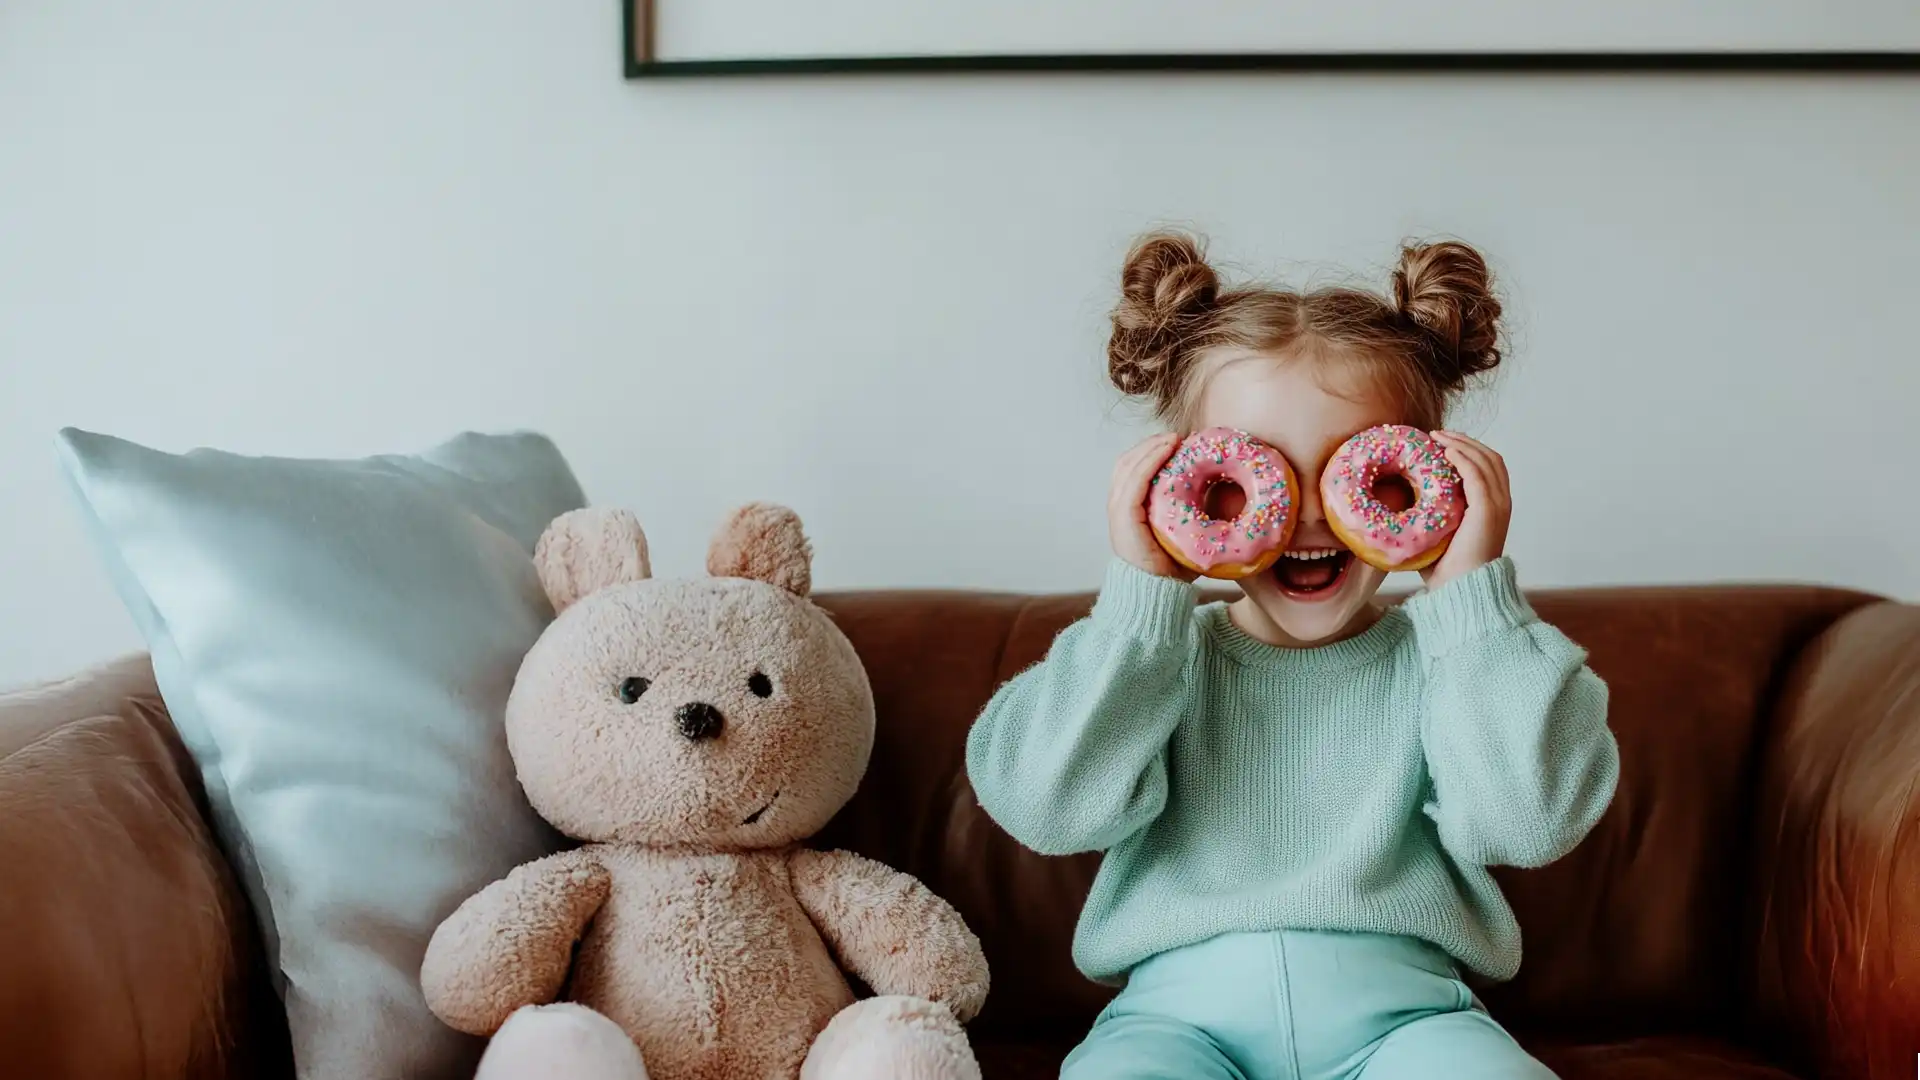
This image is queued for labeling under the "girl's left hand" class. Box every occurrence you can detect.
[1421,431,1511,591]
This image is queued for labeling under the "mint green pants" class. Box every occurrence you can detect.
[1062,931,1554,1080]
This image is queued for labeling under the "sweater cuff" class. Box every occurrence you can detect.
[1404,557,1534,656]
[1092,559,1196,644]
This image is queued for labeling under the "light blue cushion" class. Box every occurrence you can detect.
[57,429,585,1080]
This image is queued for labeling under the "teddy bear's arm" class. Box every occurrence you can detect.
[420,848,611,1036]
[788,847,989,1022]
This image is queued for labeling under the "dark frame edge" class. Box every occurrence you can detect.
[615,2,1920,79]
[626,51,1920,78]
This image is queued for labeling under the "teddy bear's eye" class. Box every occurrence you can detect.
[747,671,773,699]
[617,676,650,704]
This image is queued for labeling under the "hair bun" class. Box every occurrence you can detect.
[1392,240,1503,389]
[1108,231,1220,398]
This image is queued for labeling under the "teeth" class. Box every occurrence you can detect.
[1281,548,1343,560]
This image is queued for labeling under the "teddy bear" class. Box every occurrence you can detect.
[420,503,989,1080]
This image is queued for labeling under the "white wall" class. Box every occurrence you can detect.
[2,1,1916,687]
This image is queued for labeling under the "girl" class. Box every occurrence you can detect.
[966,232,1618,1080]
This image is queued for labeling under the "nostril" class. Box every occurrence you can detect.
[675,701,724,741]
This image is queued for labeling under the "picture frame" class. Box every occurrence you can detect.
[623,0,1920,77]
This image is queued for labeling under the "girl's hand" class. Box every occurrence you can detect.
[1109,433,1196,581]
[1422,431,1511,591]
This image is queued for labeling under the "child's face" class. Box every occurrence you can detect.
[1192,353,1404,646]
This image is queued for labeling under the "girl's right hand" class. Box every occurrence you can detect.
[1108,433,1196,581]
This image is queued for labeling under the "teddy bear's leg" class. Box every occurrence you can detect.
[800,996,981,1080]
[475,1003,650,1080]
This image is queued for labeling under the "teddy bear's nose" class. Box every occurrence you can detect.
[674,701,725,741]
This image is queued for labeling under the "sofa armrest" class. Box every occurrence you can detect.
[1751,601,1920,1080]
[0,657,289,1080]
[0,654,161,753]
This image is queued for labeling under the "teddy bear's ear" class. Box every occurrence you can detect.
[707,503,811,596]
[534,507,652,614]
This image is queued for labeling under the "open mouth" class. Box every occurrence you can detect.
[1272,547,1354,600]
[741,793,777,826]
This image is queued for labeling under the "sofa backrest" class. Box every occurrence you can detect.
[2,582,1881,1073]
[812,583,1879,1042]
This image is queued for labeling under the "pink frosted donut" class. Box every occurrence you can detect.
[1147,427,1298,580]
[1321,425,1465,573]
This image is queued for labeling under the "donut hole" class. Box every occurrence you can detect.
[1200,480,1248,522]
[1369,474,1417,514]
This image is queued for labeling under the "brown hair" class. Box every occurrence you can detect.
[1107,230,1503,428]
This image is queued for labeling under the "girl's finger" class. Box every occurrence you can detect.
[1435,433,1507,507]
[1110,442,1146,487]
[1112,434,1177,514]
[1110,441,1153,503]
[1122,441,1173,504]
[1436,430,1492,453]
[1135,433,1180,482]
[1448,435,1510,504]
[1441,441,1493,510]
[1114,433,1174,483]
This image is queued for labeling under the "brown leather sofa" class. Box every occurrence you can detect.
[4,583,1917,1080]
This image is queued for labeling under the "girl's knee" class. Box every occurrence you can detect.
[1063,1014,1246,1080]
[1360,1010,1555,1080]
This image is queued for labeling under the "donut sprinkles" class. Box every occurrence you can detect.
[1147,427,1298,579]
[1321,425,1465,573]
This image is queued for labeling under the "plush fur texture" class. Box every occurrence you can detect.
[800,997,981,1080]
[536,507,652,615]
[422,504,988,1080]
[705,503,812,598]
[421,850,611,1035]
[478,1004,651,1080]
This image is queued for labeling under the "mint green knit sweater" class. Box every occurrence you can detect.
[965,557,1617,984]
